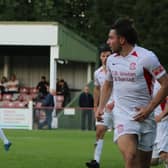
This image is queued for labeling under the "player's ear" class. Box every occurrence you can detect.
[119,36,125,45]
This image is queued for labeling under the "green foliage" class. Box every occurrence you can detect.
[0,0,167,65]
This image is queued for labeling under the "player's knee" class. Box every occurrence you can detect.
[160,152,167,162]
[124,151,137,164]
[96,126,106,139]
[96,131,103,139]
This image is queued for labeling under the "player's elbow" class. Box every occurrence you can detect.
[159,74,168,94]
[162,76,168,91]
[94,86,100,92]
[163,74,168,88]
[104,80,112,90]
[94,86,100,95]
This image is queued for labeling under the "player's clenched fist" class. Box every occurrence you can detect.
[95,107,104,121]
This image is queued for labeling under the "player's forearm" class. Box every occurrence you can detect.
[93,87,100,108]
[99,81,112,110]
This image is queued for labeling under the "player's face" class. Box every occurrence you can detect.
[100,51,111,65]
[107,29,123,53]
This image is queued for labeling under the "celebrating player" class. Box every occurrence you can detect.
[97,18,168,168]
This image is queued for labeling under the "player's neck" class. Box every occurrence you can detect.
[120,44,134,57]
[102,64,106,71]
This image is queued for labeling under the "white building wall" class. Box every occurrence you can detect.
[10,56,50,87]
[0,24,58,46]
[57,62,87,89]
[9,56,87,90]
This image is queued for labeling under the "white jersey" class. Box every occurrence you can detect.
[106,45,166,121]
[94,66,114,127]
[94,66,106,88]
[94,66,113,102]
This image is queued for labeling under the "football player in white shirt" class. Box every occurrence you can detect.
[97,18,168,168]
[151,81,168,168]
[0,128,12,151]
[86,44,114,168]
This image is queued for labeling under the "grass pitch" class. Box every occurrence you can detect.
[0,130,163,168]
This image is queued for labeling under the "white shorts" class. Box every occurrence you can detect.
[152,118,168,156]
[95,112,113,128]
[152,144,159,159]
[113,119,156,152]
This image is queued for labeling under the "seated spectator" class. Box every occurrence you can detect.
[7,74,19,93]
[0,76,8,94]
[36,76,49,96]
[38,84,56,130]
[57,79,70,106]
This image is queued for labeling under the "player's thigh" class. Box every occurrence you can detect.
[117,134,138,160]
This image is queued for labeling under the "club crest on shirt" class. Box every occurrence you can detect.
[130,62,136,70]
[117,124,124,134]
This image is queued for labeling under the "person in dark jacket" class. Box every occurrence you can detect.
[36,76,49,97]
[57,79,70,106]
[79,86,94,130]
[38,85,56,130]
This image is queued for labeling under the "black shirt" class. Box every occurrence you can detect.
[79,92,93,108]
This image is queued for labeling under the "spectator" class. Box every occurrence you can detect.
[57,79,70,106]
[79,86,93,131]
[36,76,49,96]
[0,76,8,94]
[38,85,56,130]
[7,74,19,93]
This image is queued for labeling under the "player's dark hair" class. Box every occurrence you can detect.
[111,18,138,45]
[99,43,112,55]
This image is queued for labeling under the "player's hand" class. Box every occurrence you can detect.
[95,111,100,120]
[94,107,98,113]
[155,115,162,123]
[96,107,104,121]
[133,107,151,122]
[105,102,114,112]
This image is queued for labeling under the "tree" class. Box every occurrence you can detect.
[0,0,167,65]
